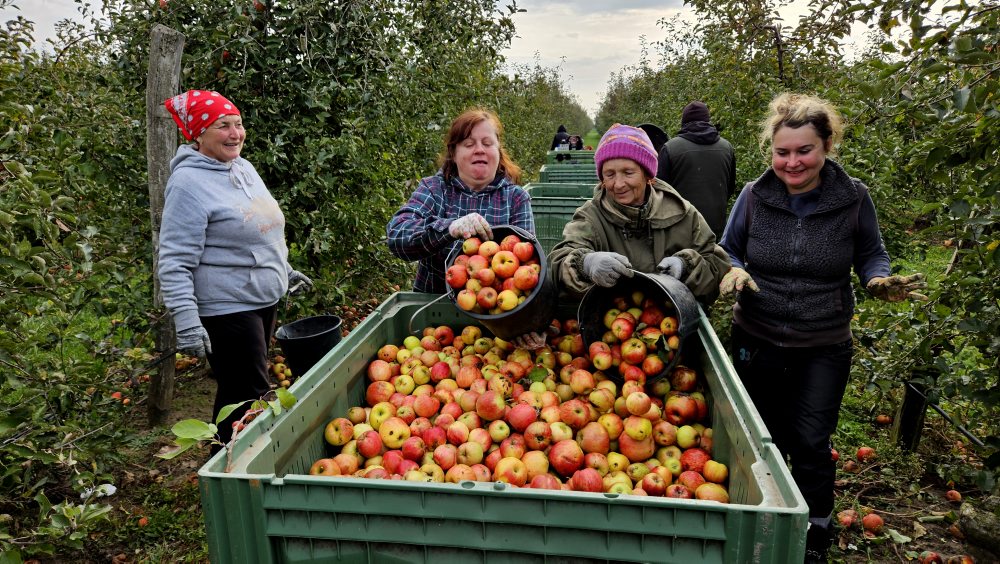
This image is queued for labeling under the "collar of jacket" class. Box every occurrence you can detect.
[677,121,720,144]
[597,178,689,230]
[437,170,511,194]
[752,159,860,214]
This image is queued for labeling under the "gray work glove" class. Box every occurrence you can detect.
[657,256,684,279]
[177,325,212,358]
[448,213,493,241]
[719,267,760,296]
[582,251,633,287]
[867,273,928,302]
[513,331,547,351]
[288,270,314,295]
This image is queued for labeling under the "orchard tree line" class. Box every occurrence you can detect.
[595,0,998,492]
[0,0,591,557]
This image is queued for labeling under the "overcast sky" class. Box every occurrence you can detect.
[4,0,838,117]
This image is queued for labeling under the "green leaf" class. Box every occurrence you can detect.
[171,419,215,440]
[887,528,912,543]
[155,438,200,460]
[953,87,970,111]
[216,400,251,425]
[528,365,548,382]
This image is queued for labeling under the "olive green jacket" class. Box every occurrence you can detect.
[549,178,729,304]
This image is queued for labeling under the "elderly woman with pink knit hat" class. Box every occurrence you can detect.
[549,123,729,303]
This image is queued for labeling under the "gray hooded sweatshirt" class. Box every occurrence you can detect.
[157,144,291,332]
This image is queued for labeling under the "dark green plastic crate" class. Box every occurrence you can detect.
[538,164,598,183]
[546,149,595,164]
[530,199,584,256]
[198,293,808,564]
[524,182,596,199]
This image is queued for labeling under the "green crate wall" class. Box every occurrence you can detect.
[546,149,596,165]
[538,164,598,183]
[198,293,809,564]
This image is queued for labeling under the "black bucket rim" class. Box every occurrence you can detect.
[577,270,700,384]
[443,225,557,339]
[275,314,344,342]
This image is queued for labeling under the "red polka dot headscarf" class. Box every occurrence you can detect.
[164,90,241,141]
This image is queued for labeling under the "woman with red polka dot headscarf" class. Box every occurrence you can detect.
[158,90,314,450]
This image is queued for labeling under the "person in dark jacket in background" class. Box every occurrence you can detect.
[718,92,926,563]
[656,101,736,237]
[159,90,313,450]
[550,124,570,150]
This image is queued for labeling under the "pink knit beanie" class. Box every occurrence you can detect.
[594,123,658,179]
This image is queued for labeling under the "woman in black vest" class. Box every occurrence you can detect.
[717,93,926,563]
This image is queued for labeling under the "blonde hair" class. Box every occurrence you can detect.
[759,93,844,156]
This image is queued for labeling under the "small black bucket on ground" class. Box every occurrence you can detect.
[274,315,343,378]
[444,225,558,341]
[578,270,700,384]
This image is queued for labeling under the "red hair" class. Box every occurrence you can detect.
[439,107,522,185]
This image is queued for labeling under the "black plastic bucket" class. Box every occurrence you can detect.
[274,315,343,378]
[578,270,700,383]
[444,225,558,341]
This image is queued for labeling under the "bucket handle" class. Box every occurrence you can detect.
[407,293,450,336]
[503,224,537,244]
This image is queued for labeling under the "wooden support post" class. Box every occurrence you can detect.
[146,24,185,427]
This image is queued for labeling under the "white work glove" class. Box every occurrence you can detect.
[288,270,314,295]
[177,325,212,358]
[582,252,633,287]
[867,273,928,302]
[719,267,760,296]
[513,332,547,351]
[448,213,492,241]
[657,256,684,279]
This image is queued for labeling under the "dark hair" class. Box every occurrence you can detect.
[439,107,522,185]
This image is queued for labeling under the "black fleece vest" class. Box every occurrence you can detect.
[738,161,862,345]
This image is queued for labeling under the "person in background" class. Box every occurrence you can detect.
[656,101,736,238]
[568,134,584,150]
[550,123,729,304]
[387,107,534,295]
[718,92,926,563]
[158,90,314,450]
[550,124,570,150]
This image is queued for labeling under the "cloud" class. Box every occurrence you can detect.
[504,1,688,116]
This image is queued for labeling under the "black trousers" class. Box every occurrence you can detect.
[202,304,277,447]
[730,324,852,519]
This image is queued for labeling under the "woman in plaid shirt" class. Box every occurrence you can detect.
[387,107,535,295]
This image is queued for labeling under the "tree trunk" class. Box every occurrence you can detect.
[146,24,185,427]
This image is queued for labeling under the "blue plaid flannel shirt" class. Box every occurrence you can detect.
[387,172,535,294]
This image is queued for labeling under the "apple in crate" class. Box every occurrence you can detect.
[571,468,604,493]
[493,456,528,486]
[702,459,729,483]
[309,458,341,476]
[324,417,354,446]
[695,482,730,503]
[680,447,711,474]
[378,416,411,449]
